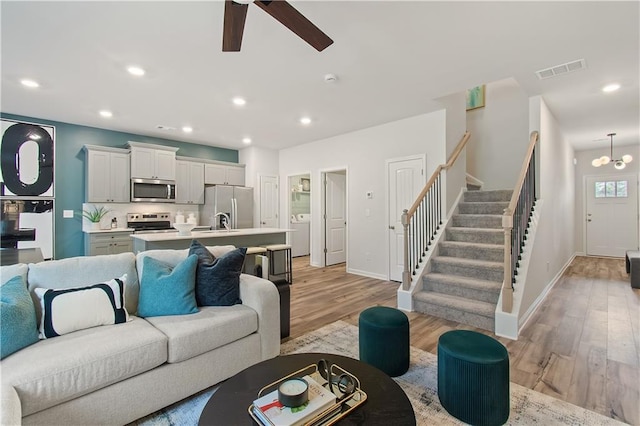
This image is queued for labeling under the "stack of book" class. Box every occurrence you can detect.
[251,375,339,426]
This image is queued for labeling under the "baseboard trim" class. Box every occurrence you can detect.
[347,268,389,281]
[518,253,576,331]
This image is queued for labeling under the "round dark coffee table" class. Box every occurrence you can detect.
[199,352,415,425]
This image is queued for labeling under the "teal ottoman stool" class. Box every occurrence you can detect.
[437,330,509,425]
[358,306,409,377]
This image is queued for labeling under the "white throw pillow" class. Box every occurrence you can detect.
[34,274,130,339]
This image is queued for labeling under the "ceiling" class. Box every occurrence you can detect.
[2,1,638,152]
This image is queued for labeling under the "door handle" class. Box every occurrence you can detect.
[587,219,592,222]
[389,225,395,230]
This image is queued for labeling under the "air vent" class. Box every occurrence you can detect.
[535,59,586,80]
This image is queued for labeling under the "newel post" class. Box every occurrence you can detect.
[501,210,513,313]
[401,209,410,291]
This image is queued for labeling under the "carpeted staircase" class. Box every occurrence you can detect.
[413,189,512,331]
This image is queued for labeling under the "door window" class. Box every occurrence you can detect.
[595,180,627,198]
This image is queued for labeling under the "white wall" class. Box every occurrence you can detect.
[466,78,530,190]
[436,91,468,213]
[573,143,640,254]
[279,111,447,278]
[519,96,575,322]
[239,146,279,227]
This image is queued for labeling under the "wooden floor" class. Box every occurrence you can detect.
[288,255,640,425]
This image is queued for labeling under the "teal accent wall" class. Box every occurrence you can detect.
[1,113,238,260]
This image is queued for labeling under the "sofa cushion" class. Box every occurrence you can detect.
[1,263,28,285]
[143,305,258,363]
[34,275,130,339]
[189,240,245,306]
[27,252,139,316]
[138,255,198,317]
[0,316,167,417]
[1,275,39,359]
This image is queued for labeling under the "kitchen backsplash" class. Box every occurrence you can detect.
[81,202,202,231]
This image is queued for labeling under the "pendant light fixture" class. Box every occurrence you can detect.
[591,133,633,170]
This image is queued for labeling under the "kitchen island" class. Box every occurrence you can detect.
[131,227,292,253]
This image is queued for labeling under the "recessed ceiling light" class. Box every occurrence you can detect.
[127,66,145,76]
[232,97,247,106]
[20,79,39,88]
[99,110,113,118]
[602,83,620,93]
[299,116,312,125]
[182,126,193,133]
[242,137,252,144]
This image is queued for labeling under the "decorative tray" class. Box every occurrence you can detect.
[248,361,368,426]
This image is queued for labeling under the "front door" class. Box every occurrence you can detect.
[586,174,639,257]
[260,175,278,228]
[387,157,424,281]
[325,172,346,266]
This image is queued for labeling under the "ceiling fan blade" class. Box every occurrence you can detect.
[254,1,333,51]
[222,0,249,52]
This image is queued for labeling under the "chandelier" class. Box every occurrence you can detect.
[591,133,633,170]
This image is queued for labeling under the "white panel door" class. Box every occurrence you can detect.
[388,157,424,282]
[260,175,279,228]
[325,172,346,266]
[586,174,639,257]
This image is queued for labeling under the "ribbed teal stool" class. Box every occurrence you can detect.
[437,330,509,426]
[358,306,409,377]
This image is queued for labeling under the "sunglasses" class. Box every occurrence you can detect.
[316,359,357,401]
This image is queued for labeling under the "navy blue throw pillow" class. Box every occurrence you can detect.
[188,240,246,306]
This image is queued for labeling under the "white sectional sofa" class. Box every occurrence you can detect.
[0,246,280,425]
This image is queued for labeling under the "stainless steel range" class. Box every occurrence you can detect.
[127,212,174,234]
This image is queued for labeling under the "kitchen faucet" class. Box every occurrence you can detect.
[213,212,231,231]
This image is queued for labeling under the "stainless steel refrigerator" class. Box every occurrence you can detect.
[200,185,253,229]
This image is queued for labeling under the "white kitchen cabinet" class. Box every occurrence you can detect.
[176,160,205,204]
[84,145,130,203]
[84,231,133,256]
[204,163,245,186]
[128,142,178,180]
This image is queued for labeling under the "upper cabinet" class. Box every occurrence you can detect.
[175,159,205,204]
[83,145,130,203]
[128,142,178,180]
[204,163,245,186]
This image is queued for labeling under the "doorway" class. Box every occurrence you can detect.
[259,174,278,228]
[322,170,347,266]
[288,174,311,259]
[387,156,425,281]
[585,174,639,257]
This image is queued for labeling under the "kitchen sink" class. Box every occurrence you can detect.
[196,229,241,234]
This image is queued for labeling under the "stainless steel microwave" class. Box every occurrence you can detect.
[131,178,176,203]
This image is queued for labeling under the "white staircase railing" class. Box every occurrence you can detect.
[401,131,471,290]
[501,131,539,312]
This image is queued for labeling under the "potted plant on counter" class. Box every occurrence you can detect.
[81,206,110,231]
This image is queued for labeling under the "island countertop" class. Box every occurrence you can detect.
[130,227,293,253]
[131,227,293,242]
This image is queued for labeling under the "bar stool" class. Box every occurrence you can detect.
[263,244,292,285]
[243,246,268,278]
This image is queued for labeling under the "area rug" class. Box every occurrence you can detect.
[133,321,625,425]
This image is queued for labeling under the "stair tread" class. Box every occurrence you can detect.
[449,227,503,233]
[424,272,502,289]
[414,291,495,316]
[460,200,509,204]
[440,241,504,250]
[432,256,503,269]
[453,213,502,218]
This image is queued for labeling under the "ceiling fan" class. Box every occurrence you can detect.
[222,0,333,52]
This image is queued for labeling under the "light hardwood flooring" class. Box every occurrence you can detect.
[287,255,640,425]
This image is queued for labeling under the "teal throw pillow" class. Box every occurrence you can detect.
[1,275,39,359]
[138,254,199,317]
[188,240,246,306]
